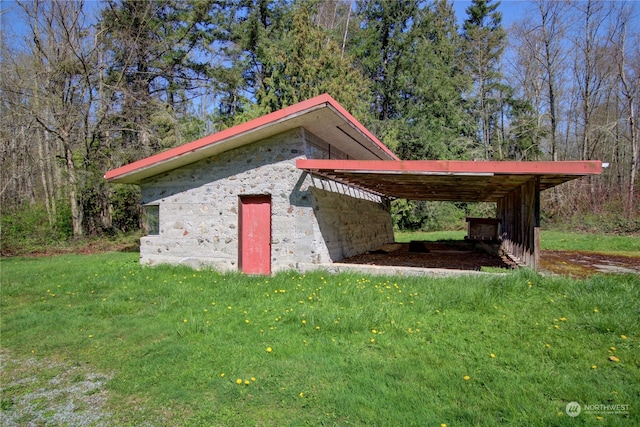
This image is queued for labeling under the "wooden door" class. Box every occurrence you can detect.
[238,195,271,275]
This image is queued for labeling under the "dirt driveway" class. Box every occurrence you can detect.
[541,250,640,278]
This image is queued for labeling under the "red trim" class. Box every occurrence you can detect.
[296,159,603,175]
[105,94,397,181]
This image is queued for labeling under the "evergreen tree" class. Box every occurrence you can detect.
[231,1,371,122]
[351,0,420,150]
[352,0,473,159]
[99,0,215,162]
[396,0,474,160]
[462,0,507,159]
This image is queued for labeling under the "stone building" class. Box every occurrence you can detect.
[105,94,398,274]
[106,94,602,274]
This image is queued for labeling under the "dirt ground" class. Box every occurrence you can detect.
[541,250,640,278]
[340,241,640,277]
[340,241,517,271]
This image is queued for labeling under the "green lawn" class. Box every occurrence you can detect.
[1,251,639,426]
[397,229,640,254]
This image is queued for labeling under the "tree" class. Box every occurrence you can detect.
[608,3,639,212]
[352,0,421,126]
[511,1,570,161]
[99,0,215,163]
[236,1,371,120]
[571,0,613,162]
[11,0,100,237]
[395,0,474,160]
[462,0,507,159]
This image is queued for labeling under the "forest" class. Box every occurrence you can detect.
[1,0,638,252]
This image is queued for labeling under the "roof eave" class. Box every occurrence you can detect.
[105,94,397,184]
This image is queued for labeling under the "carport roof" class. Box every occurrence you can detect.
[297,159,603,202]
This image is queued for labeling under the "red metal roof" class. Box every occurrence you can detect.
[297,159,603,202]
[105,94,398,184]
[105,94,603,202]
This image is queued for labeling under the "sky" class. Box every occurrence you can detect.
[452,0,531,27]
[2,1,638,51]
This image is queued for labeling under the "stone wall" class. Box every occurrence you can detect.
[138,127,394,272]
[308,181,393,261]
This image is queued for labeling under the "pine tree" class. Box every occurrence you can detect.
[462,0,507,159]
[99,0,215,161]
[235,1,371,121]
[396,0,474,160]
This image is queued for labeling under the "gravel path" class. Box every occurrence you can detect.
[0,350,113,426]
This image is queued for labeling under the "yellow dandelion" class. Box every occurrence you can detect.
[183,319,188,323]
[545,343,551,348]
[251,377,256,382]
[302,319,306,324]
[621,334,627,339]
[298,392,305,398]
[245,319,250,324]
[236,378,242,384]
[244,380,250,385]
[88,335,93,338]
[592,365,597,369]
[560,317,567,321]
[593,308,599,313]
[266,347,272,353]
[372,329,377,334]
[315,326,320,330]
[441,424,447,427]
[610,346,616,351]
[490,353,496,358]
[596,416,603,421]
[220,373,225,377]
[609,355,620,362]
[370,338,375,343]
[463,375,470,381]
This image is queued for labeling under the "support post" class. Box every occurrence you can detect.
[498,177,542,271]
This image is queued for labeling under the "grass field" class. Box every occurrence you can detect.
[396,229,640,254]
[1,238,639,426]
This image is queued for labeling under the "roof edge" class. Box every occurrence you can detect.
[297,159,603,175]
[105,94,398,183]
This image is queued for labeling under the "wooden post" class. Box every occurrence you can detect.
[497,177,542,270]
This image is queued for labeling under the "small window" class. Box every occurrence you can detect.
[144,205,159,235]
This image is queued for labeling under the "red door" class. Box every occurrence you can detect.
[239,195,271,275]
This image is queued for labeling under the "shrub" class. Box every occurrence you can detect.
[0,200,72,255]
[392,200,469,231]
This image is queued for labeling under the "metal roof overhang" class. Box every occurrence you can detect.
[297,159,603,202]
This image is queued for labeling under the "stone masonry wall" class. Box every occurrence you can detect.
[308,179,394,262]
[138,127,394,272]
